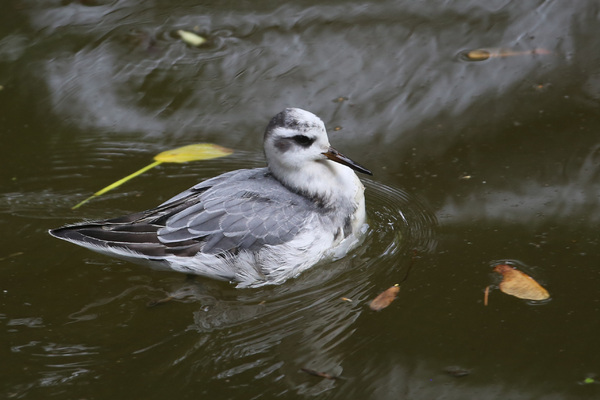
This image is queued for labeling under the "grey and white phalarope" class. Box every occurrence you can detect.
[50,108,372,287]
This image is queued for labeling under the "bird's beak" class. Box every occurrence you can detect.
[322,147,373,176]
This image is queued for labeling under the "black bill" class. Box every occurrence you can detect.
[322,147,373,176]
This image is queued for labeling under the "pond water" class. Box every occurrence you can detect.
[2,0,600,398]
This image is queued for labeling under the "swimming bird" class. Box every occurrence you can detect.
[49,108,372,287]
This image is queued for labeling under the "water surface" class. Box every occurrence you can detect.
[2,0,600,398]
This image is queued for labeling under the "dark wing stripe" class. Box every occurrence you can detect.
[164,242,203,257]
[77,228,161,244]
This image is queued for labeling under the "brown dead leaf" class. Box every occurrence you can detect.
[493,264,550,300]
[484,285,490,306]
[369,284,400,311]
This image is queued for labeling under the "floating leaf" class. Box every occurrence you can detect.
[464,48,551,61]
[71,160,162,210]
[465,49,492,61]
[484,285,490,306]
[177,30,206,46]
[154,143,233,163]
[369,284,400,311]
[493,264,550,301]
[72,143,233,209]
[300,368,339,380]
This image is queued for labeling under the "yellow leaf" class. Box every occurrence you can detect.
[493,264,550,301]
[465,49,491,61]
[72,143,233,209]
[72,161,162,209]
[154,143,233,163]
[177,30,206,46]
[465,48,551,61]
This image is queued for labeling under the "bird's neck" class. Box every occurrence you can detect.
[269,161,363,210]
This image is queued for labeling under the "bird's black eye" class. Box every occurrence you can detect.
[292,135,315,147]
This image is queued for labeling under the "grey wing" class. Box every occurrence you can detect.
[157,174,317,254]
[157,168,244,207]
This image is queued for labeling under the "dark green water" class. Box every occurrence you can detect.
[2,0,600,398]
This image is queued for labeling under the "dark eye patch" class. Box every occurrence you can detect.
[292,135,315,147]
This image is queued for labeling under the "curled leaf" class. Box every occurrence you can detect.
[177,30,206,46]
[493,264,550,301]
[369,284,400,311]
